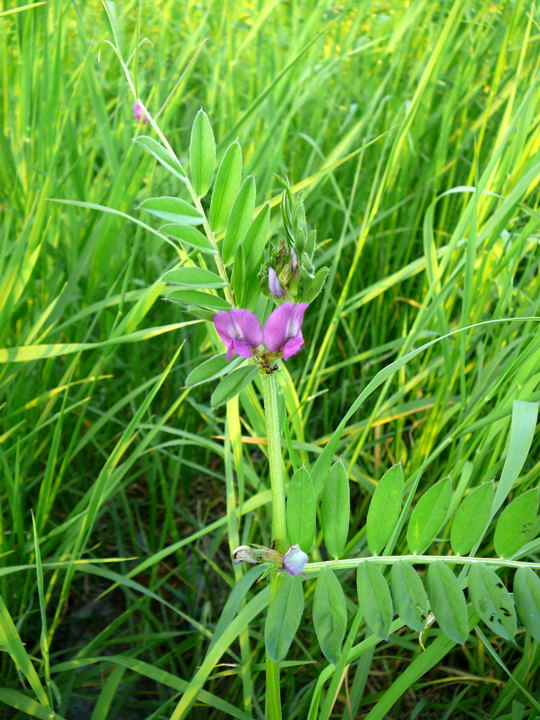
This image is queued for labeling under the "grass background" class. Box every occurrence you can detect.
[1,0,539,717]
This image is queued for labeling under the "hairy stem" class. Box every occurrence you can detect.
[304,554,540,572]
[262,371,287,720]
[261,372,287,551]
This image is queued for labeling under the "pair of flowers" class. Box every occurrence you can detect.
[213,302,308,362]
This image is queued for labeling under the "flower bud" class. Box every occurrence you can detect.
[268,267,284,297]
[259,188,328,305]
[282,545,308,576]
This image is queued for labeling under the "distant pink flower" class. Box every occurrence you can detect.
[263,302,308,361]
[213,309,263,361]
[133,102,148,124]
[213,302,308,362]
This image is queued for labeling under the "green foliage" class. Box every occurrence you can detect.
[427,563,469,645]
[286,467,316,551]
[210,365,258,408]
[407,477,452,554]
[134,135,187,182]
[514,568,540,642]
[320,461,350,558]
[468,564,516,641]
[163,266,226,289]
[209,141,243,232]
[138,196,204,225]
[390,561,429,632]
[366,463,404,555]
[450,483,493,555]
[161,225,216,253]
[356,564,393,640]
[189,108,216,198]
[222,175,256,266]
[312,568,347,665]
[493,489,539,558]
[264,575,304,661]
[185,353,238,388]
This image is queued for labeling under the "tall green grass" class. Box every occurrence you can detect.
[1,0,539,717]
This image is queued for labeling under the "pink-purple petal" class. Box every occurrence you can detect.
[231,309,263,348]
[282,336,304,361]
[263,302,309,356]
[213,309,263,361]
[231,338,253,359]
[263,302,294,352]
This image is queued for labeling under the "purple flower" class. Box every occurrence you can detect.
[213,302,309,362]
[268,267,284,297]
[213,309,263,361]
[282,545,308,575]
[263,302,308,361]
[133,102,148,124]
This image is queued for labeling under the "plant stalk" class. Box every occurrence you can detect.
[261,372,287,551]
[304,554,540,572]
[261,370,287,720]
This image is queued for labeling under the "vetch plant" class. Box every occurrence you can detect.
[3,4,540,719]
[132,106,540,720]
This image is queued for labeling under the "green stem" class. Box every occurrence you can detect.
[304,554,540,572]
[261,371,287,720]
[261,372,287,551]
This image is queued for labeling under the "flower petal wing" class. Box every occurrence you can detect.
[231,309,263,348]
[263,302,308,354]
[282,336,304,360]
[263,302,294,352]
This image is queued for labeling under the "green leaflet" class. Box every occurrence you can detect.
[243,203,271,307]
[222,175,256,266]
[366,463,404,555]
[407,476,452,554]
[313,568,347,665]
[286,467,316,552]
[161,225,216,254]
[162,267,226,290]
[211,365,259,408]
[450,483,493,555]
[209,141,242,232]
[264,575,304,661]
[492,400,539,516]
[514,567,540,642]
[138,196,204,225]
[134,135,187,182]
[468,564,516,640]
[231,245,247,307]
[390,560,429,632]
[244,203,270,272]
[356,564,393,640]
[189,109,216,198]
[493,488,539,558]
[163,289,231,310]
[185,354,242,388]
[427,563,468,645]
[320,461,350,558]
